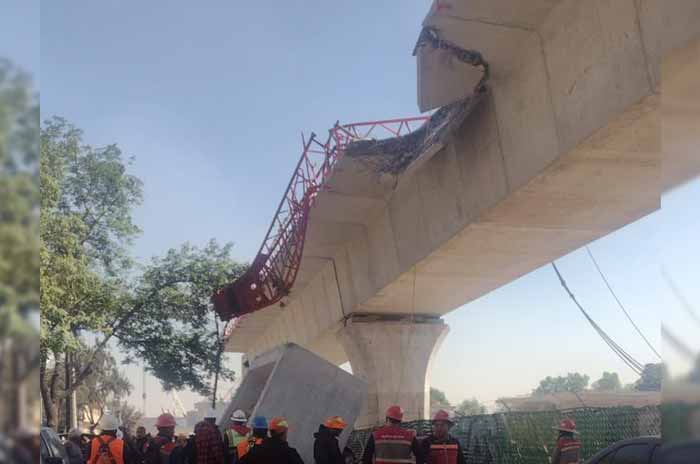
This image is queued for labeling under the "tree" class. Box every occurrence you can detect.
[591,371,622,391]
[0,58,40,433]
[634,363,664,391]
[74,349,133,429]
[430,387,451,413]
[108,400,142,433]
[455,398,487,417]
[40,118,247,429]
[533,373,590,395]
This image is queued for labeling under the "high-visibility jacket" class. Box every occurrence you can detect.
[89,435,125,464]
[236,436,264,460]
[225,428,249,450]
[372,426,416,464]
[551,437,582,464]
[421,435,465,464]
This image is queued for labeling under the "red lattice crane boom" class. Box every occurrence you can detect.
[212,117,429,322]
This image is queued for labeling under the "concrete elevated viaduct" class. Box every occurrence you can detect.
[224,1,700,428]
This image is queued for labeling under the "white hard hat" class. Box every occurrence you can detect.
[204,408,218,419]
[98,414,120,431]
[232,410,247,423]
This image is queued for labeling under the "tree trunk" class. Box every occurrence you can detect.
[39,355,58,429]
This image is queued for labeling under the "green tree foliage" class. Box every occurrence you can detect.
[117,241,246,394]
[0,58,40,433]
[430,387,451,413]
[40,117,247,429]
[0,58,39,330]
[634,363,664,391]
[591,371,622,391]
[533,373,590,395]
[455,398,487,417]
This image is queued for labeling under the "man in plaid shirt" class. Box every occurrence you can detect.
[194,412,225,464]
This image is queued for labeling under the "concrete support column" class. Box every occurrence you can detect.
[339,317,448,428]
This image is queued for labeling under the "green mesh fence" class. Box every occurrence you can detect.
[346,406,660,464]
[661,402,700,443]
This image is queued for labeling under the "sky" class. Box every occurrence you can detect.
[31,0,700,416]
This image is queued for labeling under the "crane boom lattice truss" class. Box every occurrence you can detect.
[212,117,429,324]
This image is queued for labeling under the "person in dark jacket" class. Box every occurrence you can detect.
[65,428,86,464]
[313,416,347,464]
[420,410,465,464]
[240,417,304,464]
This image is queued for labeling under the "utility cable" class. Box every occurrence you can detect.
[585,246,662,360]
[552,262,644,375]
[661,268,700,328]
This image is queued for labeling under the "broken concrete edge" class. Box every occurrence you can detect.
[344,89,489,176]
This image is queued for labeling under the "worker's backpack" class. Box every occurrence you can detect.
[92,436,117,464]
[157,439,178,464]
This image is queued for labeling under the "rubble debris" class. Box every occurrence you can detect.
[344,90,487,175]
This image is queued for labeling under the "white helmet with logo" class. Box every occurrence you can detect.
[232,409,247,423]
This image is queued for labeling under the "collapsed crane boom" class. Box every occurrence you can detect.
[212,117,429,322]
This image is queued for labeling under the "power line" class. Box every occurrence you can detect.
[585,246,662,360]
[551,262,644,375]
[661,325,697,361]
[661,268,700,328]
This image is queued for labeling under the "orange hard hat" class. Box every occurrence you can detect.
[323,416,347,430]
[385,405,404,422]
[155,413,177,428]
[553,418,578,434]
[269,417,289,433]
[433,409,453,424]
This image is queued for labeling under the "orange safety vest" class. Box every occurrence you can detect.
[89,435,125,464]
[427,440,459,464]
[236,436,263,459]
[373,426,416,464]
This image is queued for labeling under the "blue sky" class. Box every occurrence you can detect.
[35,1,700,416]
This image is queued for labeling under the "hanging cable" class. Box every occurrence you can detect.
[661,268,700,328]
[552,262,644,375]
[585,246,662,360]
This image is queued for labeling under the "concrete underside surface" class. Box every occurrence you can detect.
[226,0,700,423]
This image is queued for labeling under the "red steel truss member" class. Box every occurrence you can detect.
[212,117,429,321]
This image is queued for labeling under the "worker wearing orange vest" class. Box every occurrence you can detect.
[89,414,127,464]
[236,416,268,460]
[550,419,582,464]
[419,410,465,464]
[361,405,423,464]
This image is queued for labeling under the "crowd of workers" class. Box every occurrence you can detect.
[63,404,581,464]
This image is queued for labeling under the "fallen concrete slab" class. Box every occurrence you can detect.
[219,343,367,463]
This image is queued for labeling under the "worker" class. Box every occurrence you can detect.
[64,428,85,464]
[550,419,582,464]
[89,414,131,464]
[419,410,465,464]
[236,416,268,460]
[313,416,347,464]
[144,413,178,464]
[223,410,250,464]
[133,426,150,464]
[361,405,422,464]
[194,409,225,464]
[240,417,303,464]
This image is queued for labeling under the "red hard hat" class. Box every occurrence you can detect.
[433,410,453,424]
[385,405,404,422]
[553,418,578,434]
[156,413,177,428]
